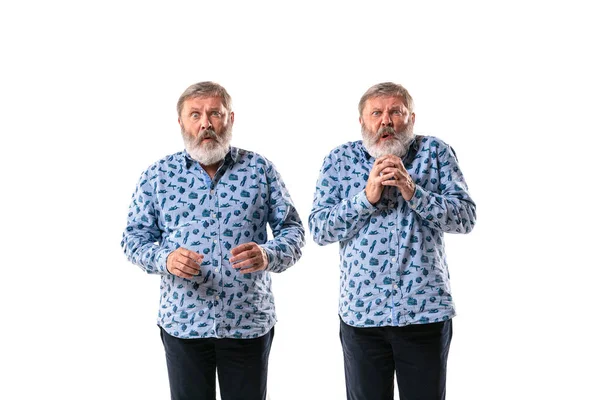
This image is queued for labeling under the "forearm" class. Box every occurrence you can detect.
[262,162,306,273]
[122,169,172,274]
[408,185,476,234]
[262,222,305,273]
[121,232,171,274]
[309,189,376,245]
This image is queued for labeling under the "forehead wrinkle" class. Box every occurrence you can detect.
[368,96,407,107]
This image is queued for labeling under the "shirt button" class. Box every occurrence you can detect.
[214,268,219,273]
[393,284,398,289]
[213,240,218,244]
[211,213,217,218]
[210,190,214,196]
[391,257,396,263]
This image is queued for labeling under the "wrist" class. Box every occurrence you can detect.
[403,176,416,201]
[259,246,270,268]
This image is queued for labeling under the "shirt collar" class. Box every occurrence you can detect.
[183,146,240,169]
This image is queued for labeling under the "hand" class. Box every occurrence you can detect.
[230,242,269,273]
[378,155,416,201]
[166,247,203,279]
[365,157,398,204]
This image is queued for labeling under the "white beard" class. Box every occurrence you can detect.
[182,125,233,166]
[361,124,414,158]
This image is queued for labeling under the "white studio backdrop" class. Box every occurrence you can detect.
[1,1,599,399]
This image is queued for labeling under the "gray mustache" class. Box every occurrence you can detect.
[196,129,219,144]
[376,127,397,139]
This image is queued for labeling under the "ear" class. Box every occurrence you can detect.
[410,113,416,125]
[178,117,183,128]
[230,111,235,124]
[359,116,364,125]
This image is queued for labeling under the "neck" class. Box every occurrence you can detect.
[201,162,221,179]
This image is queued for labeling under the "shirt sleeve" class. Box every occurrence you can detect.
[260,161,305,273]
[121,169,172,274]
[308,151,377,245]
[407,142,476,234]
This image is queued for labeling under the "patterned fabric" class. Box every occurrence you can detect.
[122,147,304,339]
[309,136,475,327]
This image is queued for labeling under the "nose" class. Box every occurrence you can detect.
[200,113,213,131]
[381,112,392,127]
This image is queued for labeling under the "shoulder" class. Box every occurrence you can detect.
[417,135,451,148]
[322,140,364,160]
[138,151,186,180]
[144,151,185,169]
[416,135,456,157]
[233,147,273,168]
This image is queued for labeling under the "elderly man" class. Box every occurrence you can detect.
[309,82,476,400]
[122,81,304,400]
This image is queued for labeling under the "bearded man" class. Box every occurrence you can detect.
[122,82,304,400]
[309,82,476,400]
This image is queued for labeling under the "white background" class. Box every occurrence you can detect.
[1,1,599,399]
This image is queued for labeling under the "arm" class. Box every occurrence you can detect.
[120,170,172,274]
[407,143,476,234]
[308,152,377,246]
[260,161,305,273]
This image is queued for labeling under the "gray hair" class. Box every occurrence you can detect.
[177,81,232,117]
[358,82,414,116]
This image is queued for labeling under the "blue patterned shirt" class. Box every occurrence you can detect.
[122,147,304,339]
[309,136,476,328]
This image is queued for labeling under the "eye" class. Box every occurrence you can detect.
[191,112,200,119]
[211,111,222,117]
[392,110,402,115]
[372,111,381,116]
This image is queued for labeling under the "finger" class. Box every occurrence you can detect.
[236,256,266,273]
[376,172,398,182]
[231,250,260,265]
[384,154,402,164]
[233,257,260,270]
[392,159,408,172]
[372,161,396,176]
[380,167,401,175]
[180,259,201,272]
[236,264,266,274]
[375,160,396,168]
[229,246,260,263]
[174,261,200,276]
[231,242,254,256]
[173,254,202,271]
[174,252,203,268]
[178,247,204,262]
[381,179,401,187]
[172,267,196,279]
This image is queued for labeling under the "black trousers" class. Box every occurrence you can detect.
[159,327,274,400]
[340,318,452,400]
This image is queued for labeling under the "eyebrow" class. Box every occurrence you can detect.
[371,106,403,111]
[188,107,223,113]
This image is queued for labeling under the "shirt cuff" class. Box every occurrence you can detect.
[260,245,276,272]
[407,185,425,212]
[155,248,172,274]
[352,190,377,215]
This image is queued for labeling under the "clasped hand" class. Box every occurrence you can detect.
[365,155,415,205]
